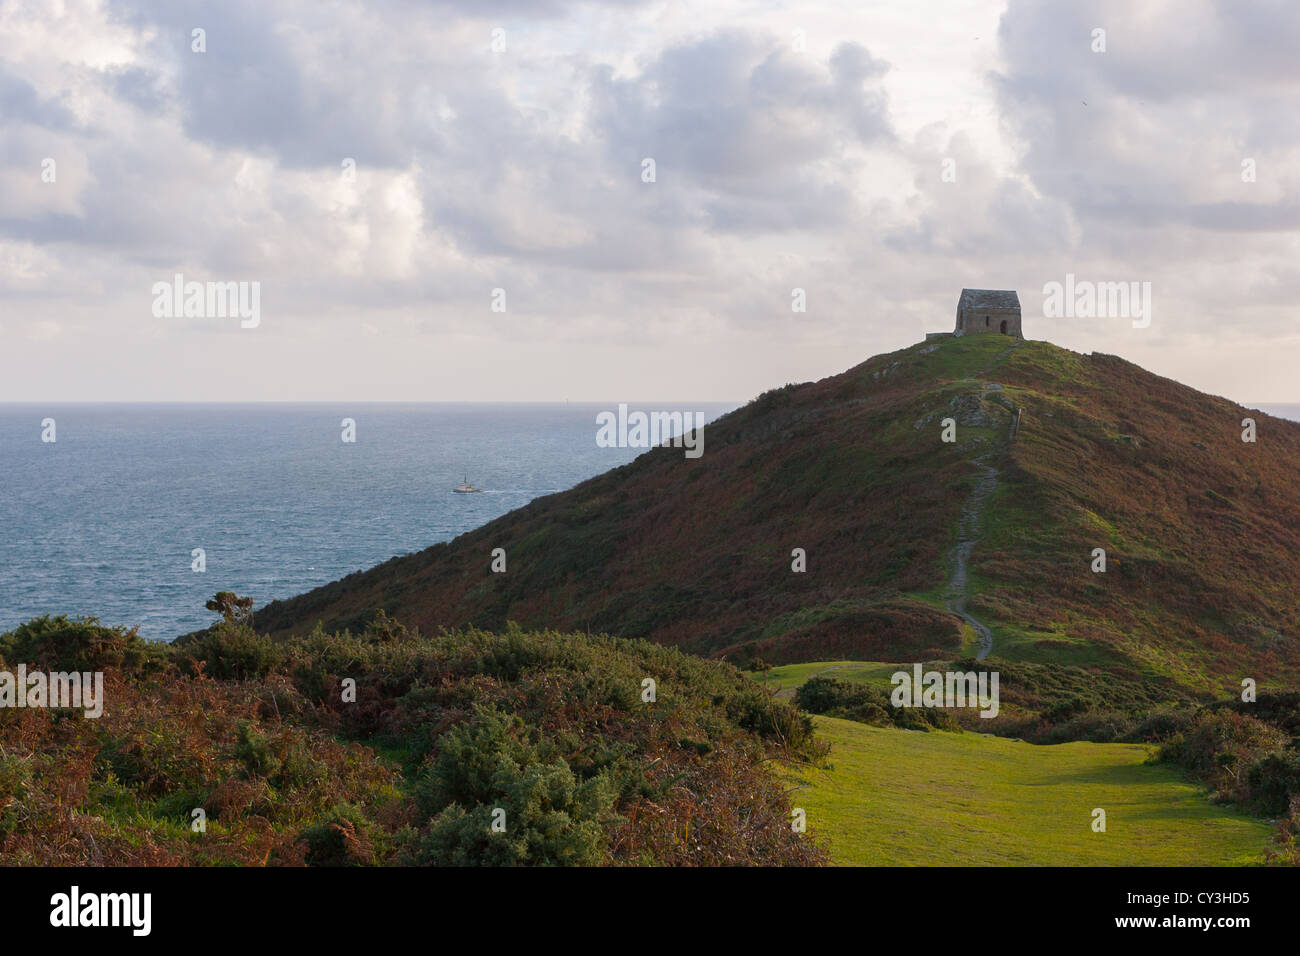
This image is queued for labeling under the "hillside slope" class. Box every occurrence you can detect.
[250,335,1300,696]
[1,614,822,865]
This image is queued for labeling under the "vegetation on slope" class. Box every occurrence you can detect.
[787,656,1195,742]
[1155,697,1300,863]
[972,345,1300,692]
[0,613,824,866]
[249,336,1023,659]
[246,335,1300,700]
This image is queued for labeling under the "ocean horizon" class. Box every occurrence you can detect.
[0,402,738,640]
[3,399,1294,641]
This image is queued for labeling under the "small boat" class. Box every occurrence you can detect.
[453,473,482,494]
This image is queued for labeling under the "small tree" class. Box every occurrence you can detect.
[206,591,254,626]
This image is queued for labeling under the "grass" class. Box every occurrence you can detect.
[909,334,1019,381]
[781,716,1274,866]
[746,660,901,696]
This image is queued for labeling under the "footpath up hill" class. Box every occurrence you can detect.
[249,335,1300,697]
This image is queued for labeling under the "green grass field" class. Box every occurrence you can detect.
[781,716,1274,866]
[747,660,902,695]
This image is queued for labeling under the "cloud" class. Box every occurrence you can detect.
[0,0,1297,402]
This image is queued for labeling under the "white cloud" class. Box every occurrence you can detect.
[0,0,1297,401]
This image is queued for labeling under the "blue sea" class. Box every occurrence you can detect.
[0,403,737,640]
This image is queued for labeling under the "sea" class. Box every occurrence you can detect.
[0,403,737,641]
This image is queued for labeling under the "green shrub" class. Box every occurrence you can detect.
[1038,710,1135,744]
[408,704,617,865]
[414,759,614,866]
[1161,710,1288,802]
[1125,708,1195,743]
[0,752,33,838]
[413,705,534,814]
[299,804,376,866]
[1246,750,1300,816]
[796,676,955,732]
[235,722,282,779]
[182,623,282,680]
[0,615,165,675]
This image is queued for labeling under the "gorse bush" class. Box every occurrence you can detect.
[409,706,616,866]
[1157,694,1300,860]
[796,676,958,732]
[810,657,1198,745]
[1247,751,1300,817]
[298,803,377,866]
[1160,709,1286,803]
[1206,692,1300,737]
[1126,708,1196,744]
[235,721,282,779]
[0,614,824,866]
[180,622,283,680]
[0,615,166,675]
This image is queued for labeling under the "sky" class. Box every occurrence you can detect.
[0,0,1297,402]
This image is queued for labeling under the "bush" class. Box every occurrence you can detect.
[1246,750,1300,816]
[409,705,616,865]
[1161,710,1288,803]
[796,676,957,732]
[0,615,165,675]
[796,676,855,714]
[1209,692,1300,738]
[299,804,376,866]
[182,623,282,680]
[1125,708,1195,743]
[1037,710,1135,744]
[0,615,825,866]
[414,760,613,866]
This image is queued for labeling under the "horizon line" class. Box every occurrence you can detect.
[4,399,1300,407]
[0,399,746,405]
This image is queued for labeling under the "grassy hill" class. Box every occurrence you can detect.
[780,716,1274,866]
[249,334,1300,699]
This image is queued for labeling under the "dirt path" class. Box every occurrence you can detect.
[945,451,998,660]
[944,343,1021,661]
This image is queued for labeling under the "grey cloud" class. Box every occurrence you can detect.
[995,0,1300,235]
[106,0,427,168]
[587,35,894,233]
[105,65,169,113]
[0,62,78,128]
[4,0,1299,400]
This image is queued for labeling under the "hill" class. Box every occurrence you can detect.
[249,335,1300,697]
